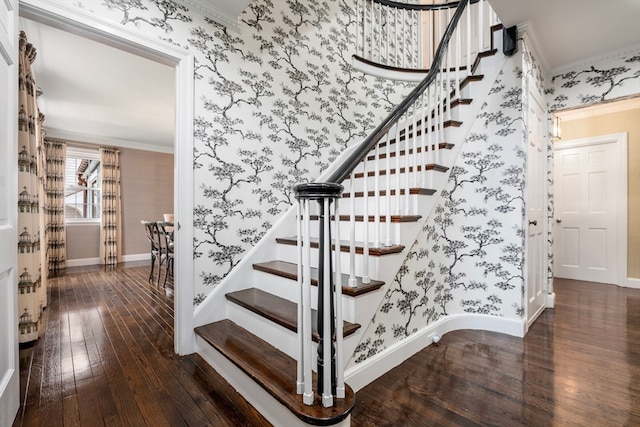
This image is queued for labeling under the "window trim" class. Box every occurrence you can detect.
[65,146,102,224]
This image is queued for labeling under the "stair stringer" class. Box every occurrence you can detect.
[336,41,512,372]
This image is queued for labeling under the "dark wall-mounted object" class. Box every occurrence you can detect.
[503,25,518,56]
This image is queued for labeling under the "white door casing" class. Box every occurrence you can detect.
[0,0,20,425]
[526,90,546,327]
[19,0,196,355]
[553,133,627,285]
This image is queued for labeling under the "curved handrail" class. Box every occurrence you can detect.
[372,0,478,12]
[326,0,470,184]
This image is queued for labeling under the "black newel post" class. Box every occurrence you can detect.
[294,182,343,400]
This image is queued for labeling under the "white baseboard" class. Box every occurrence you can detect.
[545,292,556,308]
[67,253,150,267]
[627,277,640,289]
[66,257,101,267]
[345,314,526,392]
[122,253,151,262]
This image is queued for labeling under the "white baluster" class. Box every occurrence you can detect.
[301,199,313,406]
[385,132,392,246]
[402,8,406,68]
[466,0,471,74]
[427,84,434,189]
[404,110,410,214]
[455,8,461,100]
[478,0,484,53]
[334,198,345,399]
[348,174,357,287]
[296,201,303,395]
[385,5,389,65]
[356,0,361,56]
[362,157,370,283]
[394,116,401,215]
[446,8,452,122]
[374,142,381,247]
[370,0,374,61]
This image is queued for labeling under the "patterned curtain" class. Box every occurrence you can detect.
[44,138,67,273]
[99,147,122,266]
[17,31,46,343]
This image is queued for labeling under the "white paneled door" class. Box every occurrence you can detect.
[0,0,20,426]
[526,92,546,326]
[554,133,627,285]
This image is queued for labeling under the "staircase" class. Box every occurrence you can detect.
[193,1,508,425]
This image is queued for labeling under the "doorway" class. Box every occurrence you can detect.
[18,0,194,355]
[553,132,627,285]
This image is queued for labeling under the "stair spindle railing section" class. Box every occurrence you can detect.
[354,0,498,78]
[293,0,499,408]
[295,183,345,407]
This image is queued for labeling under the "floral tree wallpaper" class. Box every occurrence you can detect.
[547,49,640,112]
[352,53,527,364]
[73,0,415,305]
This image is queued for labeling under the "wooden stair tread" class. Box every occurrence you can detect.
[225,288,361,339]
[342,188,436,197]
[253,260,385,297]
[353,163,449,179]
[374,141,455,153]
[309,214,423,223]
[195,319,355,426]
[275,236,405,256]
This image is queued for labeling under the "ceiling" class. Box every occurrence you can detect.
[18,1,640,153]
[19,16,175,153]
[489,0,640,72]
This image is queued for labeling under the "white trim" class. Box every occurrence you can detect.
[45,128,174,154]
[67,257,101,267]
[517,21,550,76]
[545,292,556,308]
[67,253,150,267]
[553,132,628,287]
[122,253,151,263]
[627,278,640,289]
[19,0,196,356]
[345,313,525,392]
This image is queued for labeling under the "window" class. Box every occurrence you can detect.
[65,147,101,222]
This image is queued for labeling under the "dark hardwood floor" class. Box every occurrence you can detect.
[14,263,640,426]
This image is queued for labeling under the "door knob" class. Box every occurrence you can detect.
[556,218,562,223]
[529,220,537,226]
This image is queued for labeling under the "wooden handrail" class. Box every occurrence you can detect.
[325,0,470,184]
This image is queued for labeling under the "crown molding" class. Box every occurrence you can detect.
[550,43,640,77]
[44,128,174,154]
[517,20,550,77]
[173,0,247,32]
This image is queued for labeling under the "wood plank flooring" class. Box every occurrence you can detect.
[13,262,269,427]
[14,266,640,426]
[351,278,640,426]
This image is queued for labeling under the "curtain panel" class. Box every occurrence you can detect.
[17,31,47,343]
[100,147,122,266]
[44,138,67,273]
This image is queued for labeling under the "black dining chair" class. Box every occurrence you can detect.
[157,221,174,287]
[141,220,163,285]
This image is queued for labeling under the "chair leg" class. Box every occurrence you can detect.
[149,254,156,283]
[162,257,173,288]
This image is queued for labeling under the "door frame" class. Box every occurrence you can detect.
[553,132,628,287]
[524,87,548,330]
[19,0,196,355]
